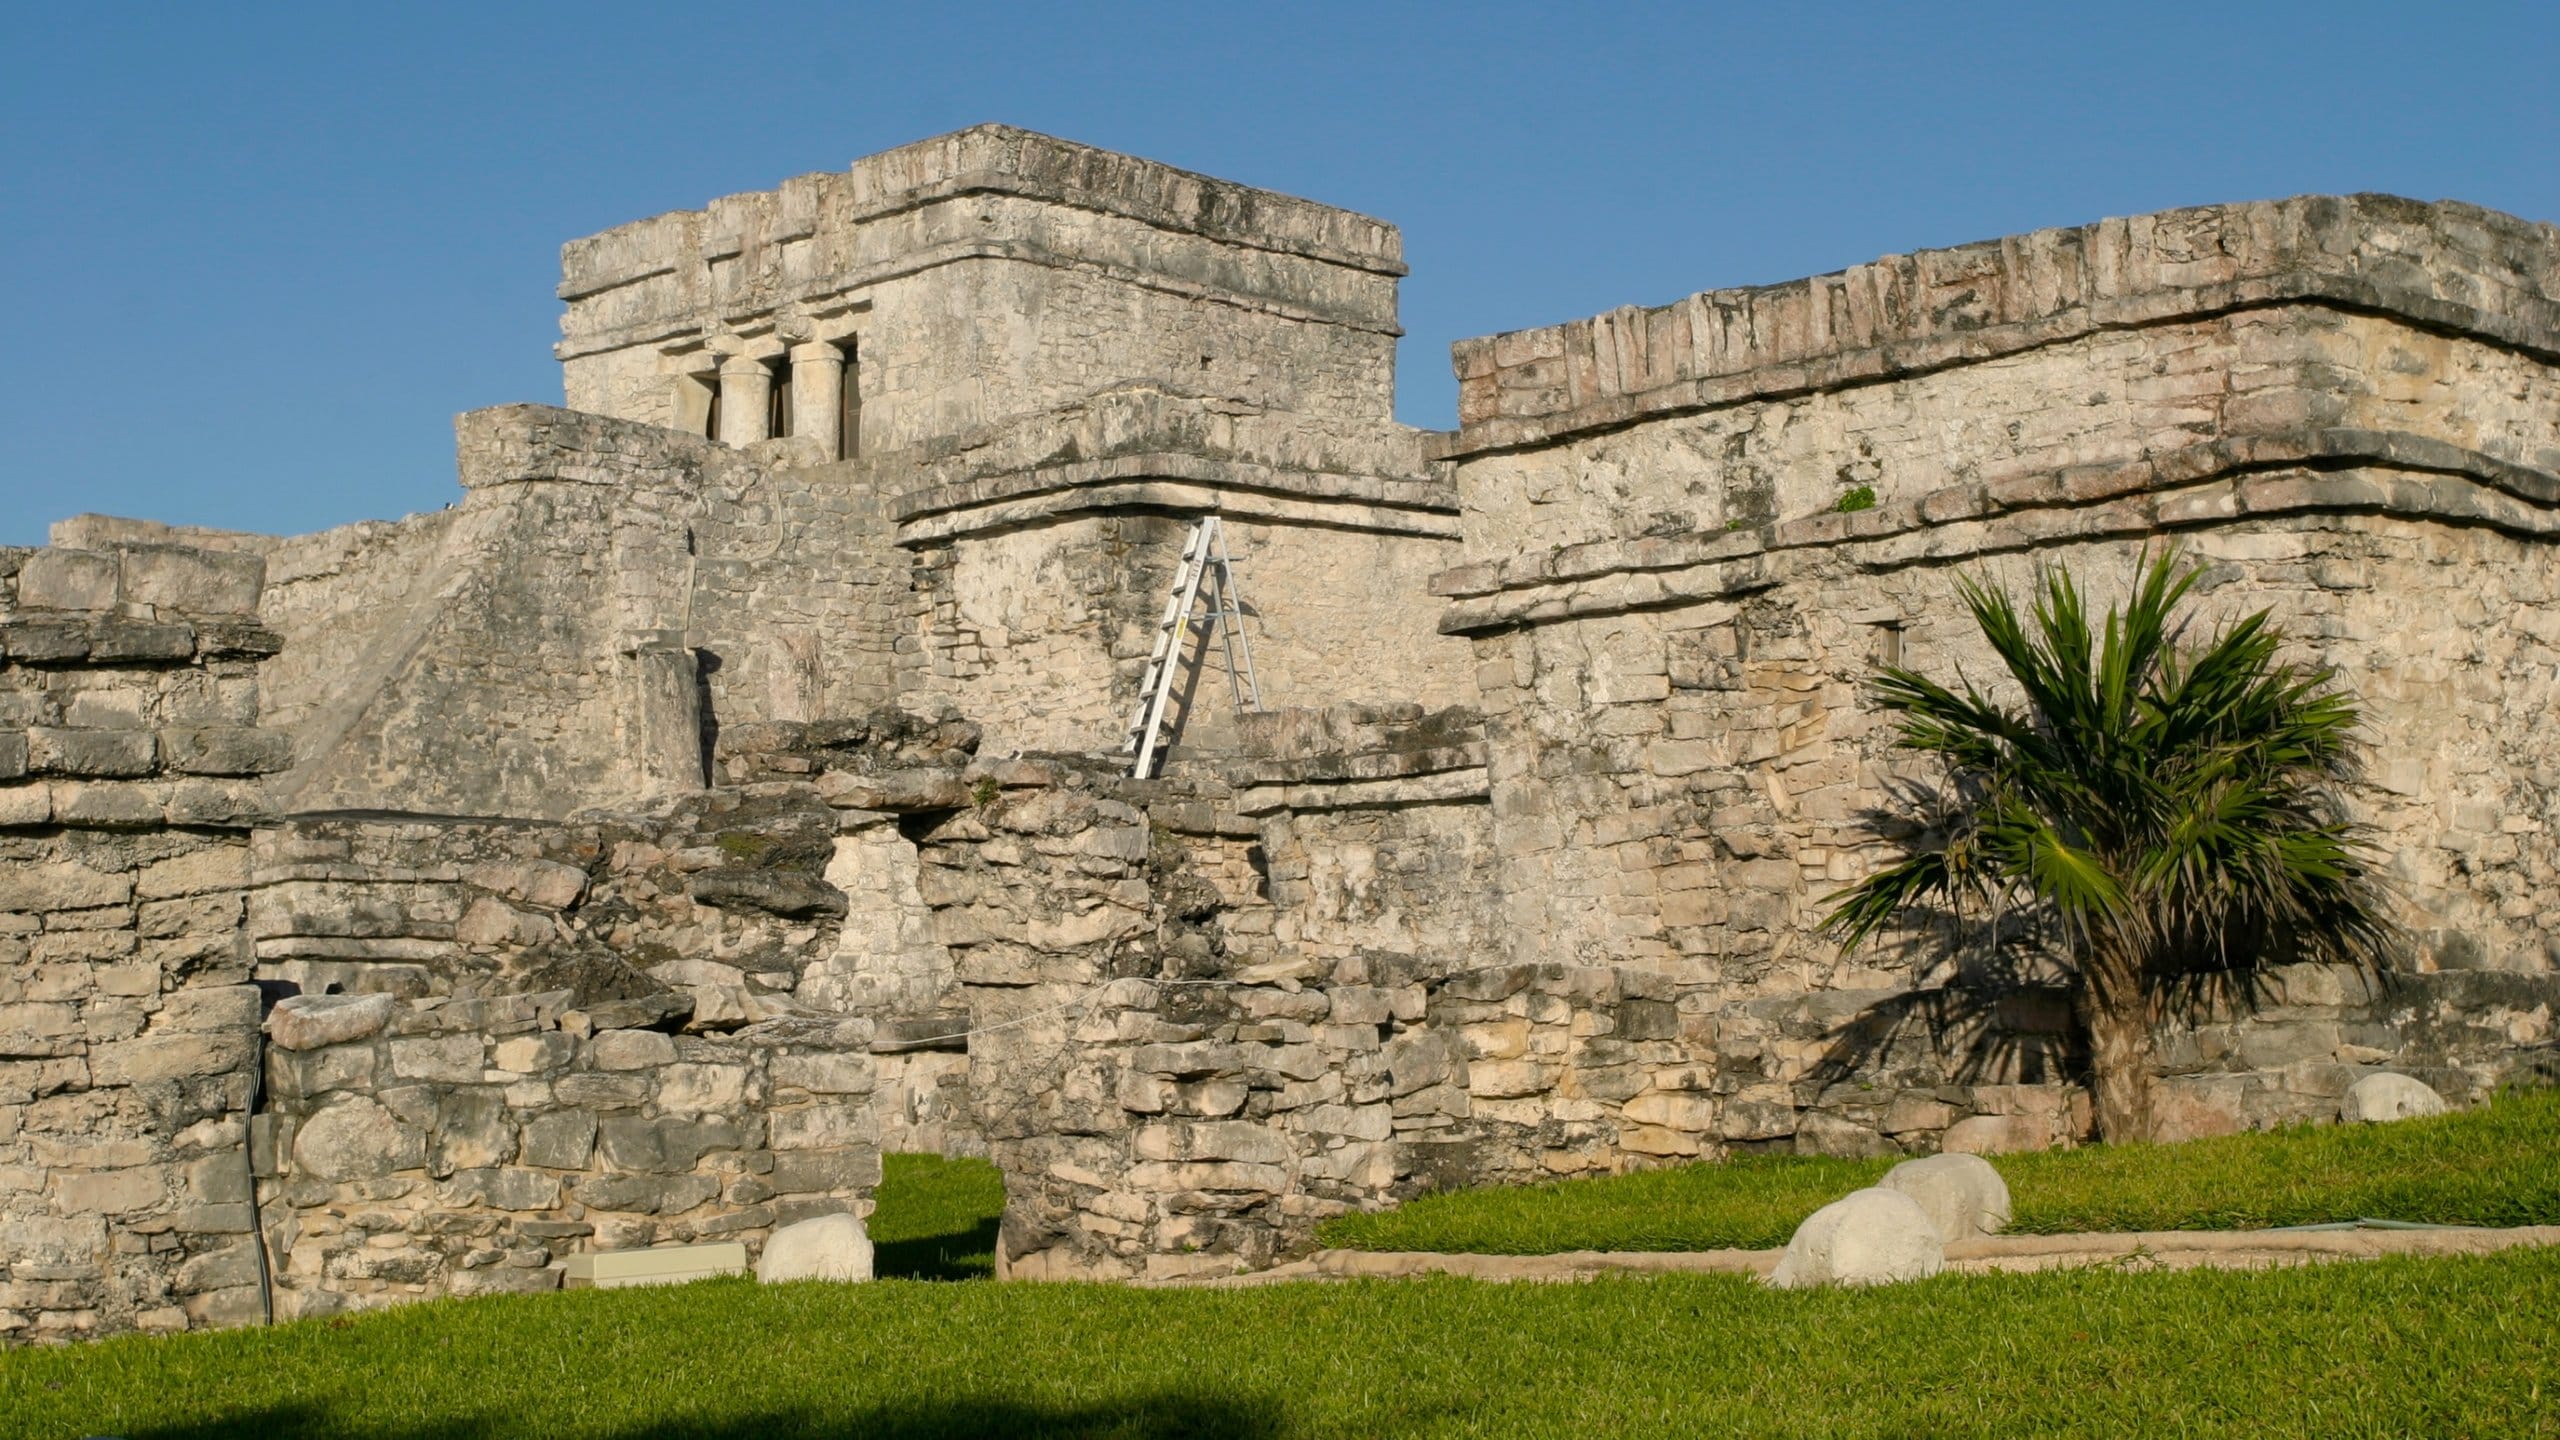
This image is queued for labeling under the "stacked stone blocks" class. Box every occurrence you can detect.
[0,541,287,1341]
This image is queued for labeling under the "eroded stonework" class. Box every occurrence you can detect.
[6,128,2558,1333]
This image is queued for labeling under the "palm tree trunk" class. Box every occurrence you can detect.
[2077,943,2159,1143]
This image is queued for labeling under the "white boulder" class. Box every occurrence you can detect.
[755,1212,874,1284]
[1765,1186,1945,1289]
[2342,1073,2449,1124]
[1879,1152,2012,1243]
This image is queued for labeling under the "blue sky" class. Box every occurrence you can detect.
[3,2,2553,546]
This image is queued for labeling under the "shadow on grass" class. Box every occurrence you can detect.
[131,1393,1286,1439]
[873,1213,1001,1282]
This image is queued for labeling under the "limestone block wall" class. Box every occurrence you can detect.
[258,716,993,1161]
[0,543,289,1342]
[262,406,908,820]
[256,992,878,1320]
[557,125,1405,450]
[872,384,1477,761]
[1447,194,2559,448]
[1234,704,1499,967]
[889,745,2042,1278]
[1445,304,2560,562]
[901,511,1475,760]
[821,703,2556,1278]
[250,786,848,1028]
[1452,518,2560,982]
[1423,193,2560,1151]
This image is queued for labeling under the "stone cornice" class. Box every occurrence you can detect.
[1439,195,2560,459]
[1433,429,2560,634]
[556,234,1404,365]
[560,124,1404,306]
[892,453,1461,545]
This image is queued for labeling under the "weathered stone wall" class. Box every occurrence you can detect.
[1445,307,2560,560]
[823,701,2555,1279]
[1425,192,2560,1152]
[870,381,1476,761]
[1446,194,2559,445]
[902,512,1477,759]
[0,542,288,1341]
[257,407,909,820]
[557,125,1405,447]
[1452,519,2560,978]
[256,990,877,1320]
[1235,704,1498,967]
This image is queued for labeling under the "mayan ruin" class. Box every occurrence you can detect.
[7,122,2559,1342]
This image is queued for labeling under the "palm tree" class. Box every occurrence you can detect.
[1821,547,2395,1143]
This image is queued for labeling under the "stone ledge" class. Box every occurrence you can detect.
[558,235,1403,365]
[1438,443,2560,634]
[1235,765,1491,817]
[897,449,1454,524]
[6,543,265,619]
[1433,428,2557,604]
[1230,741,1488,789]
[0,616,282,666]
[0,777,273,832]
[893,456,1460,546]
[896,471,1464,543]
[252,936,462,963]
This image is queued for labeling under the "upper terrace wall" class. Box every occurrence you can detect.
[1444,304,2560,561]
[558,125,1406,452]
[1445,194,2559,450]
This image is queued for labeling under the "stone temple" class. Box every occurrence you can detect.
[5,124,2558,1339]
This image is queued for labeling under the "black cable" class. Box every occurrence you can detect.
[243,1023,274,1326]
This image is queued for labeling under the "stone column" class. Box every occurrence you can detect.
[789,342,846,460]
[671,366,720,438]
[626,631,706,797]
[716,356,773,448]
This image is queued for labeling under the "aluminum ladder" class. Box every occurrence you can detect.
[1121,515,1261,777]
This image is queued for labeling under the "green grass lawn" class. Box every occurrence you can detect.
[872,1152,1006,1281]
[1318,1087,2560,1255]
[6,1250,2556,1439]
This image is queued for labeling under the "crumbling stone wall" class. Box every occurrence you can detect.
[0,541,288,1341]
[242,407,909,820]
[257,990,876,1320]
[1446,194,2558,447]
[810,700,2556,1279]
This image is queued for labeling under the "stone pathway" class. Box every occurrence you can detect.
[1155,1225,2560,1287]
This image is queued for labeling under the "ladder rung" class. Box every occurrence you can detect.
[1122,515,1259,776]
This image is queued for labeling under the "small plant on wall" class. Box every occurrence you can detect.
[1821,547,2395,1143]
[1834,485,1877,513]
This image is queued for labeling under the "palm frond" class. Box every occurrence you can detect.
[1834,544,2394,986]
